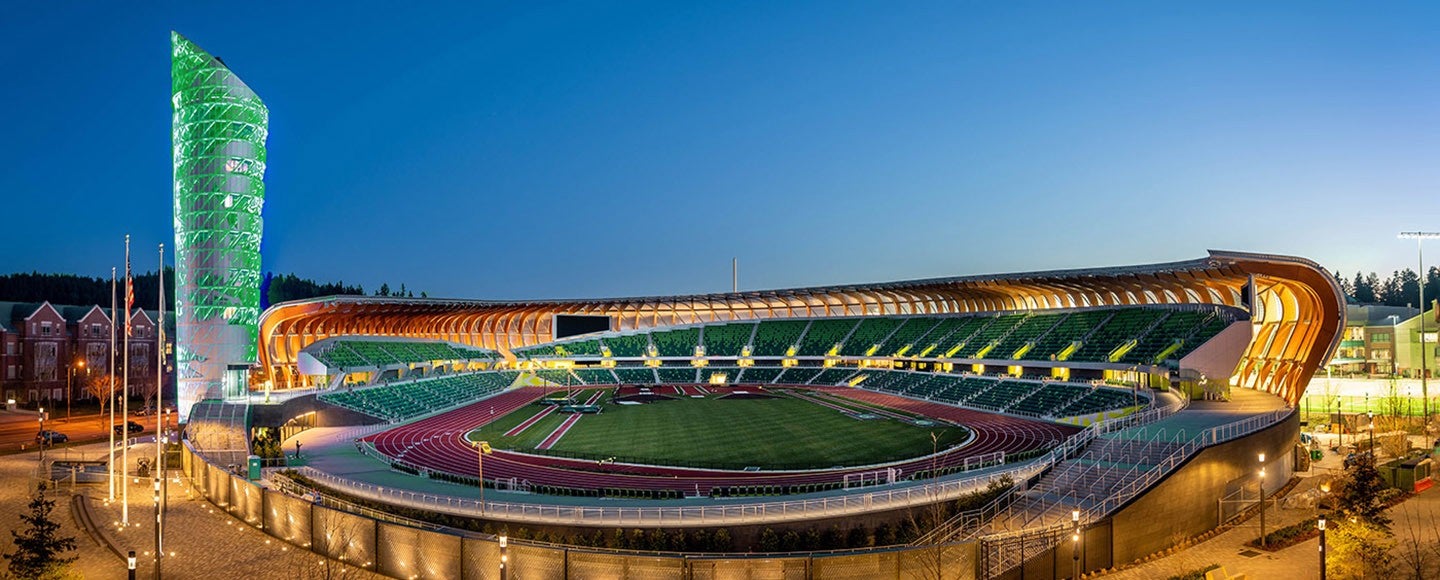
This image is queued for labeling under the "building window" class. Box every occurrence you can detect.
[1372,332,1391,344]
[91,323,103,337]
[5,366,14,380]
[40,322,52,336]
[33,343,57,381]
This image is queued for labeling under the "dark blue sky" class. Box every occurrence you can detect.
[3,2,1438,299]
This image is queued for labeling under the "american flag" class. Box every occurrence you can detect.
[124,237,133,337]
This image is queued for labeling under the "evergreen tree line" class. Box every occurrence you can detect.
[0,270,174,310]
[0,271,426,310]
[1336,267,1440,308]
[262,273,427,308]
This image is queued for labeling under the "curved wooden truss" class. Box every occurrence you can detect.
[258,251,1344,403]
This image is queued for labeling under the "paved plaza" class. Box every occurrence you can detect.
[0,440,379,580]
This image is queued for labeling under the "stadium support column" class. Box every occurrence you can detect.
[171,32,267,422]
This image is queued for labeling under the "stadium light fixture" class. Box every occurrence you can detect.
[1399,231,1439,419]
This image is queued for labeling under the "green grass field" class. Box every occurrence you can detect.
[467,389,969,470]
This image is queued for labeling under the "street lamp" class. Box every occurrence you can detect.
[1258,452,1267,548]
[1398,231,1438,420]
[1317,515,1327,580]
[66,359,85,422]
[127,550,136,580]
[1072,509,1082,579]
[498,534,508,580]
[1367,410,1375,455]
[38,407,46,471]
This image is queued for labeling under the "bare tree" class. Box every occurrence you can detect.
[1394,499,1440,579]
[84,375,118,415]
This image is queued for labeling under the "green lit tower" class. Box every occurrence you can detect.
[171,32,267,422]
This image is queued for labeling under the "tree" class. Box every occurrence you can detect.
[1338,451,1391,527]
[1355,272,1377,304]
[4,482,77,580]
[84,374,118,415]
[1336,272,1355,301]
[1329,520,1395,580]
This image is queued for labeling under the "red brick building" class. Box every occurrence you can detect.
[0,301,173,406]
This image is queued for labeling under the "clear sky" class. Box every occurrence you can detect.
[2,2,1437,300]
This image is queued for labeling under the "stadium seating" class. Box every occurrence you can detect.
[573,368,619,385]
[1008,383,1093,417]
[965,379,1041,412]
[602,334,652,358]
[657,367,698,383]
[796,319,859,356]
[313,339,496,369]
[1057,388,1138,416]
[1119,310,1223,364]
[1071,309,1165,362]
[922,317,990,358]
[319,371,514,422]
[1023,311,1110,361]
[988,314,1058,359]
[700,323,754,357]
[930,376,998,405]
[776,367,822,384]
[651,328,700,357]
[737,367,783,383]
[954,314,1027,359]
[810,367,859,385]
[839,318,904,357]
[751,320,808,357]
[558,340,604,357]
[612,367,657,383]
[535,369,577,386]
[874,317,942,357]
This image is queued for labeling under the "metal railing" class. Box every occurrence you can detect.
[287,461,1041,527]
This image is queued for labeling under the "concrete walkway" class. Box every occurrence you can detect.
[1095,439,1440,580]
[0,440,379,580]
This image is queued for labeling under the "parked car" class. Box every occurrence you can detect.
[114,421,143,435]
[35,430,68,445]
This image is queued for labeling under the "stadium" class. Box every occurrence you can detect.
[163,31,1347,580]
[178,248,1343,578]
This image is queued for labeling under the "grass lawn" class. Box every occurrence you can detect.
[468,390,969,470]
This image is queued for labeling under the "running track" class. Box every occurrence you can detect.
[362,385,1077,495]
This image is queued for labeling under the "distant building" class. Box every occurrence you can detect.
[1332,303,1433,377]
[0,301,174,406]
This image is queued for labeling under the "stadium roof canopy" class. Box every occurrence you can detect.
[259,250,1344,403]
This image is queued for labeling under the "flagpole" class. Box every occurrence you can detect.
[109,267,116,502]
[122,235,130,527]
[154,243,164,578]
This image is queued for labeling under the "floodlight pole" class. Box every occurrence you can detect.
[1399,231,1439,421]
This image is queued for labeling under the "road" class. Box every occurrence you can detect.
[0,408,160,454]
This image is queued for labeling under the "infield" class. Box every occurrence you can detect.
[466,387,971,470]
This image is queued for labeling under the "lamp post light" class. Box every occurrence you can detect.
[1317,515,1328,580]
[1398,231,1438,420]
[1072,509,1082,579]
[38,407,46,472]
[127,550,136,580]
[66,359,85,423]
[1258,452,1267,548]
[1367,410,1375,456]
[498,534,508,580]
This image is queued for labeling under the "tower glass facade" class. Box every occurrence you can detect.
[171,32,267,422]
